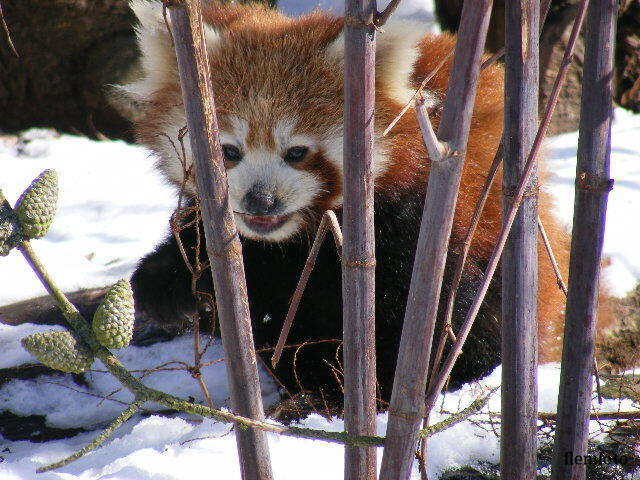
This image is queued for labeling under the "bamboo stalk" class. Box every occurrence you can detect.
[425,0,590,411]
[501,2,540,478]
[550,1,616,479]
[479,0,552,72]
[166,1,273,478]
[378,3,493,479]
[342,1,378,479]
[427,0,554,394]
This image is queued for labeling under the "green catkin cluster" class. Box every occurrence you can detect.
[22,331,94,373]
[92,280,135,349]
[14,169,58,239]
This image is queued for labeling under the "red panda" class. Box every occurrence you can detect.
[123,1,612,408]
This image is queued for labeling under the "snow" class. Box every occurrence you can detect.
[1,0,639,477]
[1,361,635,479]
[0,129,176,306]
[0,329,279,429]
[279,0,437,25]
[545,107,640,296]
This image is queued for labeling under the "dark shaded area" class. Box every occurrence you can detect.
[0,0,278,141]
[0,0,139,141]
[441,440,640,479]
[0,411,88,442]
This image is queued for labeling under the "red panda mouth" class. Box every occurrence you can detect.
[239,213,291,234]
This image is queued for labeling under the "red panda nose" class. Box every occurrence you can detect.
[242,186,280,216]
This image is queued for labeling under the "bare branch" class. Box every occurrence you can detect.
[550,0,617,476]
[166,0,273,476]
[383,48,454,137]
[271,211,342,368]
[0,0,18,57]
[415,98,446,163]
[379,2,494,478]
[38,400,144,473]
[374,0,401,28]
[538,217,568,295]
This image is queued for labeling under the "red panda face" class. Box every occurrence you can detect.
[217,116,342,241]
[122,1,427,242]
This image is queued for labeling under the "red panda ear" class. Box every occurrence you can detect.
[117,0,221,101]
[326,20,426,105]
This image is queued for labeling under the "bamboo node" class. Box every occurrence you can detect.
[341,258,376,269]
[344,14,376,30]
[502,183,539,198]
[575,172,614,193]
[439,147,465,161]
[387,407,424,421]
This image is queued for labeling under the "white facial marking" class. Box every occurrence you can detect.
[226,146,322,241]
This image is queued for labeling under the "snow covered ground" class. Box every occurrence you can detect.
[1,0,640,477]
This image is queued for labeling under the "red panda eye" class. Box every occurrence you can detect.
[284,146,309,163]
[222,144,243,162]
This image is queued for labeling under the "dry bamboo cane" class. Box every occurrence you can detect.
[425,0,591,412]
[378,2,493,479]
[550,1,616,479]
[166,1,273,478]
[342,1,377,479]
[501,1,540,478]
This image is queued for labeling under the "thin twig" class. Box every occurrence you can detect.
[383,48,454,137]
[537,216,603,403]
[38,399,144,472]
[418,387,497,440]
[42,381,131,407]
[0,1,18,57]
[374,0,401,28]
[415,97,446,162]
[271,211,342,367]
[540,411,640,422]
[428,141,504,399]
[537,217,568,295]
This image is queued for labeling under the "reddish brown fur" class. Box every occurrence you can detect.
[133,3,613,364]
